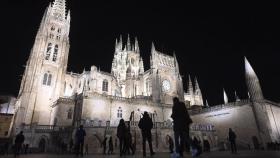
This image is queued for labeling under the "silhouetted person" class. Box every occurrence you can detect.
[167,135,174,153]
[24,144,29,154]
[108,136,114,154]
[69,139,73,153]
[117,119,126,156]
[102,137,107,155]
[14,131,25,157]
[138,111,155,157]
[124,124,134,155]
[203,140,210,152]
[171,97,192,157]
[75,125,86,156]
[192,137,202,156]
[84,144,88,155]
[0,142,9,155]
[228,128,237,154]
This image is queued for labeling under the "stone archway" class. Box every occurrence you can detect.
[38,135,49,153]
[39,138,46,152]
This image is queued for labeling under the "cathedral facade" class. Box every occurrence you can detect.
[12,0,280,152]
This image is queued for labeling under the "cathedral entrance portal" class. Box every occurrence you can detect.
[39,138,46,153]
[190,123,218,151]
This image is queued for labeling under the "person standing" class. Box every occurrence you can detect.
[102,137,107,155]
[138,111,155,157]
[14,131,25,157]
[171,97,192,157]
[108,136,114,154]
[167,135,174,153]
[117,119,126,156]
[84,144,88,155]
[228,128,237,153]
[75,125,86,157]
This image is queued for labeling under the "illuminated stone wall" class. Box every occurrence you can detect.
[81,93,173,127]
[190,103,260,148]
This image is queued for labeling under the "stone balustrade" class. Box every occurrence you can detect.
[189,99,250,115]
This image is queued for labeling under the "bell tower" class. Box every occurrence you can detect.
[16,0,70,126]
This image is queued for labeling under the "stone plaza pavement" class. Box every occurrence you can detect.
[1,151,280,158]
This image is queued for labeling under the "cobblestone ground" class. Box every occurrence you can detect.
[1,151,280,158]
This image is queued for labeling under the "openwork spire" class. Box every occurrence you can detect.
[52,0,66,19]
[187,75,193,94]
[245,57,264,101]
[194,77,200,93]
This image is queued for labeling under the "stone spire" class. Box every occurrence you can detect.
[119,35,123,50]
[151,42,156,53]
[245,57,264,101]
[194,77,203,105]
[194,77,201,94]
[135,37,140,53]
[127,34,131,51]
[173,52,180,75]
[235,91,240,101]
[52,0,66,19]
[139,58,144,74]
[187,75,193,95]
[223,88,228,104]
[205,99,210,107]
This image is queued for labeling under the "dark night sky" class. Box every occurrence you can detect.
[0,1,280,106]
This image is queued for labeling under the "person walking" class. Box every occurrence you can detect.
[117,119,126,156]
[138,111,155,157]
[171,97,193,157]
[75,125,86,157]
[14,131,25,157]
[228,128,237,154]
[108,136,114,154]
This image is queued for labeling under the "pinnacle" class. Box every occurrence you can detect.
[52,0,66,19]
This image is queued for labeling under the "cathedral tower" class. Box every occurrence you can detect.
[111,35,144,97]
[16,0,70,126]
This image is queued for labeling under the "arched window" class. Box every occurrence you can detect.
[52,44,58,62]
[43,73,52,86]
[47,74,52,86]
[51,26,55,31]
[43,73,48,85]
[117,107,122,118]
[45,43,52,60]
[67,108,73,119]
[102,79,108,92]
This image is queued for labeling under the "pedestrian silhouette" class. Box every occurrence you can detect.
[117,119,126,156]
[171,97,192,157]
[84,144,88,155]
[14,131,25,157]
[167,135,174,153]
[75,125,86,156]
[102,137,107,155]
[228,128,237,153]
[138,111,155,157]
[191,136,202,156]
[108,136,114,154]
[203,139,210,152]
[3,142,9,155]
[24,144,29,154]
